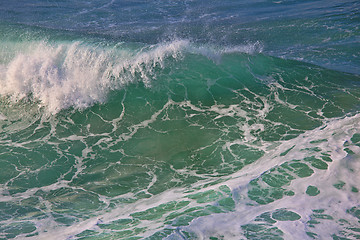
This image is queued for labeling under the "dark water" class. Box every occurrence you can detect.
[0,1,360,239]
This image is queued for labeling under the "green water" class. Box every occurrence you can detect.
[1,45,360,239]
[0,0,360,237]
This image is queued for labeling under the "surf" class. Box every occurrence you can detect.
[0,1,359,238]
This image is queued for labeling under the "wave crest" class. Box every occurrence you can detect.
[0,40,188,113]
[0,39,262,114]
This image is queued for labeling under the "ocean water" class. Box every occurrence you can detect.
[0,0,360,239]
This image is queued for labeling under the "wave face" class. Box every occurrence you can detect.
[0,1,360,240]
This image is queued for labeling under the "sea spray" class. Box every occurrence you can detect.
[0,40,265,114]
[0,40,189,113]
[0,1,359,239]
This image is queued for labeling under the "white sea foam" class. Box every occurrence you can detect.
[0,40,189,114]
[0,40,263,114]
[10,109,358,240]
[177,113,360,239]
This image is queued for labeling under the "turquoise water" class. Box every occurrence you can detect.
[0,1,360,239]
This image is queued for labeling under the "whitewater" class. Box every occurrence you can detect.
[0,0,359,239]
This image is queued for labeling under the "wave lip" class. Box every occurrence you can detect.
[0,39,265,114]
[0,40,189,114]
